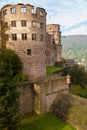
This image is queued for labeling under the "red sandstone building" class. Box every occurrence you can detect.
[0,3,62,79]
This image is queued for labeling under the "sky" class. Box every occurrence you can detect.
[0,0,87,36]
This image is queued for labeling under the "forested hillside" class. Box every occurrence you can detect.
[61,35,87,61]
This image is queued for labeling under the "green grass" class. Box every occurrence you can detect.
[46,66,62,75]
[69,84,87,99]
[18,112,76,130]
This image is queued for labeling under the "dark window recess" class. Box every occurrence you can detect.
[40,34,44,41]
[11,21,16,27]
[21,20,26,27]
[11,8,16,13]
[32,34,36,40]
[27,49,31,55]
[5,22,8,27]
[3,9,7,15]
[54,47,57,49]
[12,34,17,40]
[22,33,27,40]
[40,23,43,29]
[5,34,9,41]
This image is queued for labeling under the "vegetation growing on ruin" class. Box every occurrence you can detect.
[46,66,62,75]
[70,84,87,99]
[51,93,87,130]
[18,112,76,130]
[0,49,28,130]
[69,64,87,99]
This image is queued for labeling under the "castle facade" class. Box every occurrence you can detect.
[0,3,62,79]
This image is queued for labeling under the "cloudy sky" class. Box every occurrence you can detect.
[0,0,87,36]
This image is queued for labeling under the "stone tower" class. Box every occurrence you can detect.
[1,3,46,79]
[46,24,62,62]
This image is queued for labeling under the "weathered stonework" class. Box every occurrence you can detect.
[18,77,69,115]
[17,83,34,114]
[45,33,55,66]
[46,24,62,62]
[34,77,68,114]
[0,3,46,79]
[0,3,62,79]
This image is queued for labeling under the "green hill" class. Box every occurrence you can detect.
[61,35,87,61]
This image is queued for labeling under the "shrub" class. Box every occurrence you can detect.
[0,49,23,130]
[69,64,87,88]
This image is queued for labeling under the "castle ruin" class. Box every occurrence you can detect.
[0,3,62,80]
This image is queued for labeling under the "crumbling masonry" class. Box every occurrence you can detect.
[0,3,62,79]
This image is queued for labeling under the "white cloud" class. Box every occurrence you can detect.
[0,0,87,35]
[62,25,87,36]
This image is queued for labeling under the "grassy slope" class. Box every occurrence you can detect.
[46,66,62,75]
[70,84,87,99]
[19,113,76,130]
[51,93,87,130]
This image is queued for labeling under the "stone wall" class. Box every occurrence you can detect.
[18,83,34,115]
[18,76,69,115]
[51,93,87,130]
[46,24,62,61]
[45,33,54,66]
[34,76,68,114]
[1,3,46,80]
[46,24,61,45]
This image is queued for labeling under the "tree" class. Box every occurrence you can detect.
[0,49,23,130]
[69,64,87,88]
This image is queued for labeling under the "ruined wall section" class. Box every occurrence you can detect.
[17,83,34,115]
[45,33,55,66]
[1,4,46,79]
[17,77,69,115]
[46,24,62,62]
[34,77,69,114]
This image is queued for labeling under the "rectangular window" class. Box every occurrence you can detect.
[32,8,36,14]
[12,34,17,40]
[5,34,9,41]
[5,22,8,27]
[11,21,16,27]
[40,34,44,41]
[40,11,43,16]
[32,34,36,40]
[21,7,26,12]
[40,23,43,29]
[27,49,31,55]
[21,20,26,27]
[22,33,27,40]
[32,21,37,27]
[11,8,16,13]
[3,9,7,15]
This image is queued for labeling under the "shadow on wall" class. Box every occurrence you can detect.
[51,93,87,130]
[51,92,72,121]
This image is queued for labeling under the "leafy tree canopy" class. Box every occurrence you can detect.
[0,49,22,78]
[69,64,87,88]
[0,49,26,130]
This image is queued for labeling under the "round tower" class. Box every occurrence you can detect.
[1,3,46,80]
[46,24,62,61]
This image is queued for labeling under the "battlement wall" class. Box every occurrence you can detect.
[1,3,46,21]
